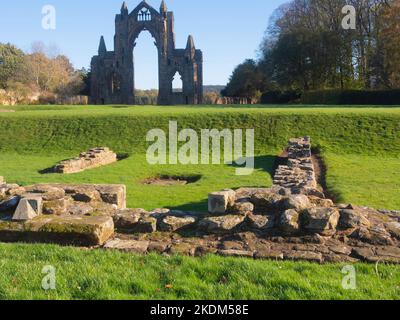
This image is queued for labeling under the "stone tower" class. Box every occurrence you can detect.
[90,1,203,105]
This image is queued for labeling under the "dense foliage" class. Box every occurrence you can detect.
[0,42,86,104]
[225,0,400,102]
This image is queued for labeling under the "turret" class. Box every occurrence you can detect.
[121,1,128,15]
[185,35,195,59]
[98,36,107,55]
[160,0,167,14]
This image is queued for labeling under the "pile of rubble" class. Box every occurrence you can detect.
[53,147,117,174]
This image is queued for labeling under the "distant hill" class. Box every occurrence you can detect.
[204,85,225,94]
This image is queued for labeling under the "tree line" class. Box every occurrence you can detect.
[0,42,88,105]
[223,0,399,101]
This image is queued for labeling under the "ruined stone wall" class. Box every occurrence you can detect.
[1,138,400,263]
[273,137,322,197]
[53,147,117,174]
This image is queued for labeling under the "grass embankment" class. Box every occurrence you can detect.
[0,105,399,210]
[0,243,399,300]
[0,105,399,300]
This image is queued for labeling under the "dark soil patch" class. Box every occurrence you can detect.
[311,149,337,202]
[141,175,202,186]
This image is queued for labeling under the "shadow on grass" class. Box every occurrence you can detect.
[228,154,277,177]
[171,154,278,213]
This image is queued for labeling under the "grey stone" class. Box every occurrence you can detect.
[282,194,311,212]
[114,209,156,233]
[12,196,42,221]
[302,207,340,234]
[385,221,400,240]
[208,189,236,214]
[25,185,65,201]
[104,239,149,254]
[245,214,274,231]
[279,209,300,234]
[158,215,197,232]
[250,189,283,213]
[230,201,254,216]
[67,203,94,216]
[43,197,71,215]
[217,250,254,258]
[53,147,117,174]
[90,1,203,106]
[339,209,371,229]
[199,215,245,234]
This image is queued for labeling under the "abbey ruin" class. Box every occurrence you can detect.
[90,1,203,105]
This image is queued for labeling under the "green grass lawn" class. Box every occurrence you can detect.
[0,243,399,300]
[0,153,274,211]
[1,105,400,300]
[325,153,400,210]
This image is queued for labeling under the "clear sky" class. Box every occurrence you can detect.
[0,0,288,89]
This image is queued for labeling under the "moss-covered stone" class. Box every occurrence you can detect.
[0,215,114,246]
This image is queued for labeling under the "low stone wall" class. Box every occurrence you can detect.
[0,178,125,245]
[273,137,320,195]
[1,138,400,263]
[53,147,117,174]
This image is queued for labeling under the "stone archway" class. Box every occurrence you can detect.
[90,1,203,105]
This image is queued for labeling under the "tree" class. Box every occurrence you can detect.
[223,59,267,100]
[0,43,25,89]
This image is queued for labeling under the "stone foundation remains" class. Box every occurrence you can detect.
[1,137,400,263]
[52,147,117,174]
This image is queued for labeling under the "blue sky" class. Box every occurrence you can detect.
[0,0,288,88]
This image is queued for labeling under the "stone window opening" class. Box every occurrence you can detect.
[172,71,183,93]
[138,8,152,21]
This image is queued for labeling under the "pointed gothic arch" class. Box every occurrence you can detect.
[90,1,203,105]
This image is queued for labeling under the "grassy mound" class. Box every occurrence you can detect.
[0,105,400,155]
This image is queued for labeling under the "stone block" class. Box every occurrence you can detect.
[0,215,114,246]
[53,147,117,174]
[245,214,274,231]
[114,209,156,233]
[12,196,42,221]
[199,215,245,234]
[104,239,149,254]
[97,184,126,209]
[279,209,300,234]
[208,189,236,214]
[302,207,340,235]
[339,209,371,229]
[282,194,311,212]
[158,215,197,232]
[230,201,254,216]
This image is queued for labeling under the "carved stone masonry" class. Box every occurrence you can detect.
[90,1,203,105]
